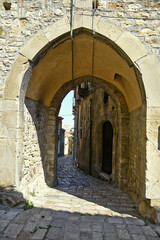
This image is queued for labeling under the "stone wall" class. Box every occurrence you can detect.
[91,88,119,179]
[77,96,91,173]
[128,106,146,202]
[75,84,148,202]
[97,0,160,55]
[19,98,49,196]
[76,85,128,186]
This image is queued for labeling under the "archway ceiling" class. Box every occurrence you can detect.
[26,33,142,112]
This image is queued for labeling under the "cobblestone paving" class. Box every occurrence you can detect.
[0,156,160,240]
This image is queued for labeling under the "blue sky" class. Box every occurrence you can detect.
[59,90,74,128]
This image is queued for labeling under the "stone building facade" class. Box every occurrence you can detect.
[0,0,160,220]
[74,82,143,200]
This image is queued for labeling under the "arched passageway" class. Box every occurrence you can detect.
[2,26,147,196]
[2,16,160,220]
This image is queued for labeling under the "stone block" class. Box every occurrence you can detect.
[0,128,17,139]
[146,108,160,120]
[32,228,47,240]
[0,220,10,231]
[81,15,92,30]
[108,217,124,224]
[132,235,146,240]
[74,0,92,9]
[103,223,115,233]
[145,140,160,199]
[17,231,32,240]
[4,223,24,238]
[54,9,64,16]
[3,211,18,220]
[124,217,145,225]
[93,232,103,240]
[136,55,160,108]
[146,36,158,44]
[0,139,16,187]
[63,0,70,7]
[44,17,70,42]
[0,100,18,111]
[73,14,83,30]
[46,227,64,239]
[117,229,130,239]
[20,32,49,61]
[23,221,38,233]
[4,55,29,100]
[140,28,157,36]
[0,26,7,39]
[1,110,17,128]
[38,220,51,229]
[64,232,79,240]
[116,31,147,62]
[95,16,124,42]
[155,226,160,236]
[9,27,21,37]
[142,226,158,237]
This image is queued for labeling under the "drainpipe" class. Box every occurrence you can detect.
[89,99,92,175]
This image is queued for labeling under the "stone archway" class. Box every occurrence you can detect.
[50,77,130,190]
[2,15,160,206]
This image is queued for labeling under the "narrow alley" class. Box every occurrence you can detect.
[0,156,160,240]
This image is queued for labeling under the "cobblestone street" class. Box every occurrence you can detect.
[0,156,160,240]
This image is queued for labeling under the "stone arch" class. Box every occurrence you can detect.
[2,15,160,203]
[48,76,130,189]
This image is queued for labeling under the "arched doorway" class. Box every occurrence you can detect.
[102,121,113,175]
[4,26,146,198]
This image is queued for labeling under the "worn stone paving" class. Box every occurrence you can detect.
[0,155,160,240]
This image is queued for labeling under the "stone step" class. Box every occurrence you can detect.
[97,171,111,182]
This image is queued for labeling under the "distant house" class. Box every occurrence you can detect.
[58,116,65,157]
[63,125,74,155]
